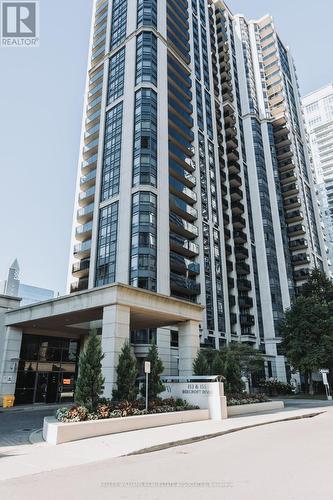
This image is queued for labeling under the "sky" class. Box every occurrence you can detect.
[0,0,333,295]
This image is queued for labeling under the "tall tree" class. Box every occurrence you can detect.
[211,352,225,377]
[281,296,333,394]
[75,330,105,411]
[301,268,333,303]
[113,342,138,402]
[141,343,165,400]
[222,349,245,394]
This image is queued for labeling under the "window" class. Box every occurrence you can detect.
[130,192,157,291]
[95,202,119,286]
[137,0,157,28]
[101,103,123,200]
[110,0,127,49]
[136,32,157,86]
[107,48,125,104]
[132,88,157,186]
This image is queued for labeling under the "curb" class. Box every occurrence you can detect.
[125,411,325,456]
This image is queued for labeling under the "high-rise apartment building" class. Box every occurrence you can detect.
[303,84,333,274]
[68,0,328,382]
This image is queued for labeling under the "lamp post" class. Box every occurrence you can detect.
[144,361,151,411]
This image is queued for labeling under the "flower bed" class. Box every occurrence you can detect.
[56,398,199,423]
[227,393,270,406]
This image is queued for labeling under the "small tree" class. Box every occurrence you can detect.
[113,342,139,402]
[211,352,225,377]
[141,343,165,400]
[75,330,105,411]
[193,350,210,376]
[281,296,333,394]
[222,350,245,395]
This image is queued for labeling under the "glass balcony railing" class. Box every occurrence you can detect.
[74,240,92,256]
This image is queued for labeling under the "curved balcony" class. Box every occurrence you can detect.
[170,212,198,240]
[170,233,199,258]
[170,251,200,276]
[233,230,247,245]
[75,221,93,241]
[281,183,299,197]
[170,272,200,296]
[77,203,94,224]
[285,210,303,223]
[230,186,243,201]
[232,215,246,229]
[235,246,249,260]
[238,296,253,309]
[169,195,197,222]
[70,277,89,293]
[289,238,308,251]
[292,253,311,266]
[236,262,251,276]
[169,176,197,205]
[72,258,90,278]
[237,278,252,291]
[239,314,255,326]
[288,224,306,236]
[80,169,96,189]
[79,186,95,207]
[73,240,91,259]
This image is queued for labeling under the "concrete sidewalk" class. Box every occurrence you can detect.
[0,406,326,482]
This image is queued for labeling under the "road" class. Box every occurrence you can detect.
[0,408,56,447]
[0,406,332,500]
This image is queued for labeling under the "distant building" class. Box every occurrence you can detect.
[1,260,54,306]
[303,84,333,275]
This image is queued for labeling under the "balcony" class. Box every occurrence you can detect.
[170,233,199,258]
[237,278,252,291]
[285,210,303,223]
[232,214,246,229]
[169,160,196,188]
[229,173,242,188]
[235,246,249,260]
[228,161,241,175]
[289,238,308,251]
[223,212,230,226]
[292,253,311,265]
[169,176,196,205]
[294,268,310,281]
[73,240,91,259]
[233,230,247,245]
[288,224,306,236]
[80,169,96,189]
[77,203,94,224]
[75,221,93,241]
[81,154,98,175]
[72,258,90,278]
[281,183,299,197]
[70,277,89,294]
[170,272,200,296]
[284,196,301,210]
[79,186,95,206]
[239,314,255,326]
[170,251,200,276]
[280,170,297,185]
[230,186,243,201]
[169,195,197,222]
[227,260,233,273]
[231,200,244,214]
[227,148,240,162]
[278,158,296,173]
[276,146,293,161]
[169,212,198,240]
[224,227,231,240]
[238,296,253,309]
[236,262,251,276]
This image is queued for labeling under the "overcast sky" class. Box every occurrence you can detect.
[1,0,332,295]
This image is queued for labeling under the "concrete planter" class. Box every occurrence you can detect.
[43,409,209,445]
[227,400,284,417]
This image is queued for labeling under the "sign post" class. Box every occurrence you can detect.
[320,369,332,401]
[144,361,151,411]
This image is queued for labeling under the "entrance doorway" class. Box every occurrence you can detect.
[15,334,79,405]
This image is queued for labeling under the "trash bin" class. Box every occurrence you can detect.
[2,395,15,408]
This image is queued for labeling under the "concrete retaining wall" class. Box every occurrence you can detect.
[43,409,209,445]
[227,400,284,417]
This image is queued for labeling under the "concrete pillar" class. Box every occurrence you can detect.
[101,304,130,399]
[0,326,22,403]
[178,320,200,377]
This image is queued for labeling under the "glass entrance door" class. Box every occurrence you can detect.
[35,372,59,404]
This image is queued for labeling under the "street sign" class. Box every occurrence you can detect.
[320,369,329,374]
[144,361,151,374]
